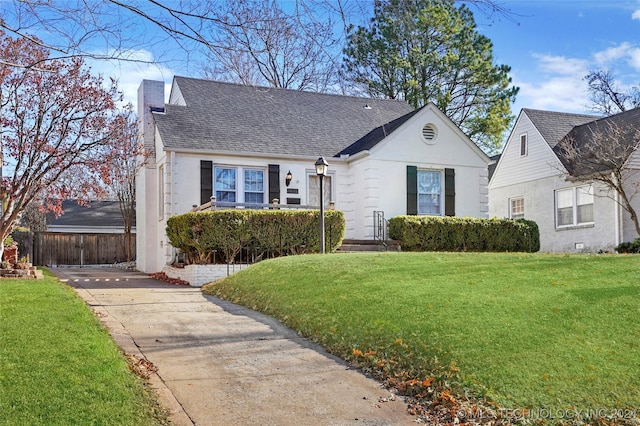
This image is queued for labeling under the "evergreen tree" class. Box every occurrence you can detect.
[343,0,518,153]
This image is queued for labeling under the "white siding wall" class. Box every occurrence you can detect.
[490,114,563,190]
[489,110,637,252]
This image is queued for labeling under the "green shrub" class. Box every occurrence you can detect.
[616,238,640,253]
[166,209,345,264]
[388,216,539,253]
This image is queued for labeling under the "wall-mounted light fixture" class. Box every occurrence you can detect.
[285,170,293,187]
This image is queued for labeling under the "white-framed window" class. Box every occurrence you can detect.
[555,185,594,227]
[244,168,264,204]
[520,133,528,156]
[215,166,237,202]
[308,174,332,208]
[417,169,442,215]
[510,197,524,219]
[213,166,266,203]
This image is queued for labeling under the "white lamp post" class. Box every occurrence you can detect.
[315,156,329,254]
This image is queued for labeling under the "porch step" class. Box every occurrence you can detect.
[338,239,402,252]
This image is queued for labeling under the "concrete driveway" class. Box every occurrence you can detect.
[50,266,413,425]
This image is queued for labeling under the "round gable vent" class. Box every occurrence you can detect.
[422,123,437,144]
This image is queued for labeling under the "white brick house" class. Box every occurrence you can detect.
[136,77,490,273]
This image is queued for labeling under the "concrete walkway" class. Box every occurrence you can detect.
[50,266,413,426]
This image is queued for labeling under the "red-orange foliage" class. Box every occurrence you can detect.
[0,30,124,250]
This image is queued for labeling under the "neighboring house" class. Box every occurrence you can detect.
[136,77,490,273]
[32,200,136,266]
[47,200,134,234]
[489,108,640,252]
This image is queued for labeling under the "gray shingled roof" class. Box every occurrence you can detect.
[48,200,132,228]
[153,77,414,158]
[488,154,500,181]
[554,107,640,176]
[337,108,422,157]
[524,108,599,148]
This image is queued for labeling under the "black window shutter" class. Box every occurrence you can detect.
[406,165,418,215]
[444,168,455,216]
[200,160,213,206]
[268,164,280,203]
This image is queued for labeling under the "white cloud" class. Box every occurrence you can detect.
[626,47,640,71]
[632,9,640,19]
[87,49,174,110]
[533,54,589,76]
[593,42,634,65]
[591,42,640,72]
[513,74,590,113]
[509,54,590,113]
[515,45,640,115]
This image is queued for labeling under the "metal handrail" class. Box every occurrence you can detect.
[373,210,388,248]
[191,197,332,212]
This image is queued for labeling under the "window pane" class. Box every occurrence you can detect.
[417,170,441,215]
[244,169,264,192]
[215,167,236,202]
[418,171,440,194]
[557,206,573,226]
[556,189,572,208]
[577,204,594,223]
[510,198,524,219]
[245,192,263,204]
[419,194,440,215]
[217,191,236,202]
[244,169,264,204]
[215,168,236,191]
[577,186,593,205]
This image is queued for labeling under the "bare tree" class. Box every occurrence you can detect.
[98,104,147,262]
[2,1,515,73]
[585,69,640,115]
[201,0,341,92]
[0,30,121,257]
[18,200,47,232]
[554,111,640,237]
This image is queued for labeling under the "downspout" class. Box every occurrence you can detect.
[169,150,177,265]
[614,191,621,247]
[613,173,621,247]
[169,151,176,218]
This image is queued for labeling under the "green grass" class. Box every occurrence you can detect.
[203,252,640,416]
[0,271,165,426]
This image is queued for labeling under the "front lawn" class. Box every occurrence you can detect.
[0,271,165,425]
[203,252,640,423]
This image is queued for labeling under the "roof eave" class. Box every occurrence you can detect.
[161,146,350,163]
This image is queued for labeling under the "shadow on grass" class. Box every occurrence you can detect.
[570,285,639,301]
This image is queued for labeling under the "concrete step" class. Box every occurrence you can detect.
[337,239,401,252]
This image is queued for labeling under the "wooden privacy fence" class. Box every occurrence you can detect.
[32,232,136,266]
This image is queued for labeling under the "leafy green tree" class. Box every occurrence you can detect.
[343,0,518,153]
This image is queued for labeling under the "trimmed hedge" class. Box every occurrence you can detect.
[166,209,345,264]
[388,216,540,253]
[616,238,640,253]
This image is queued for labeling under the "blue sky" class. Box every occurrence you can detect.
[476,0,640,115]
[67,1,640,119]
